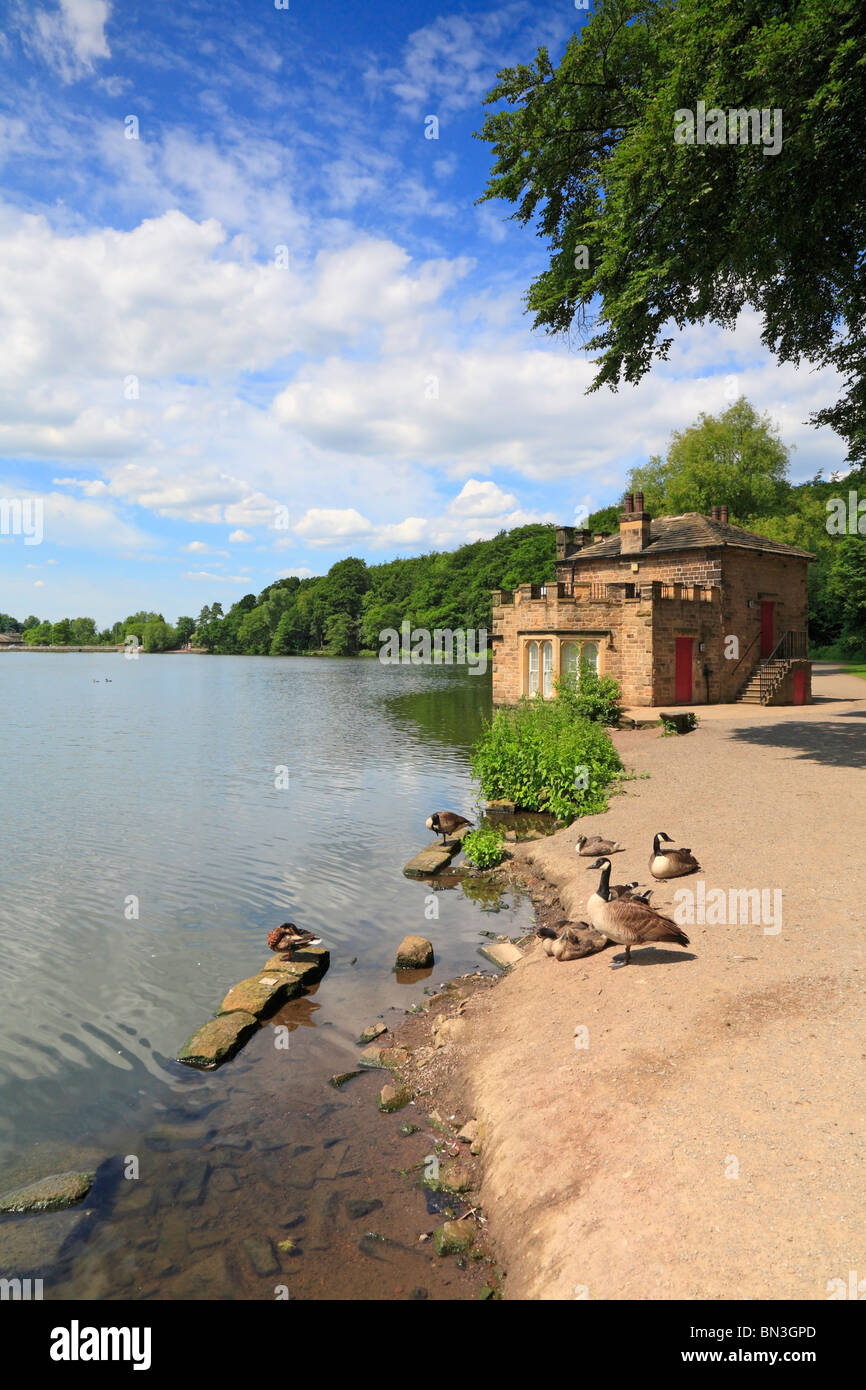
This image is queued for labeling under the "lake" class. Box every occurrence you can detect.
[0,653,533,1298]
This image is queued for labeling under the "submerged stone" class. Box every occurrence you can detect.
[328,1070,364,1089]
[377,1084,412,1114]
[433,1219,476,1256]
[0,1170,94,1215]
[177,1011,258,1069]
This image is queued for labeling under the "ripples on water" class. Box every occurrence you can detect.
[0,654,533,1296]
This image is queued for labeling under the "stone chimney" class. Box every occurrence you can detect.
[619,491,652,554]
[720,504,729,523]
[556,525,592,558]
[555,526,575,560]
[711,505,719,521]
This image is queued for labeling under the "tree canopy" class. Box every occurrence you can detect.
[477,0,866,460]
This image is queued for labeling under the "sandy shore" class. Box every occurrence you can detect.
[403,664,866,1300]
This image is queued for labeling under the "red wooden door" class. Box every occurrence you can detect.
[761,601,775,657]
[675,637,693,702]
[793,668,807,704]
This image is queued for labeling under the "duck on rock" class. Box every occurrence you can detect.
[267,923,322,961]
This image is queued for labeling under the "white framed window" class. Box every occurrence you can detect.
[561,641,581,684]
[542,640,554,697]
[527,640,539,695]
[581,641,599,676]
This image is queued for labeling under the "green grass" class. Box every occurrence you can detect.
[843,664,866,679]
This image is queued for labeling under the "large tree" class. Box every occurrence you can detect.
[628,397,791,518]
[477,0,866,460]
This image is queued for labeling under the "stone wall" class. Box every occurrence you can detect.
[648,587,723,705]
[766,659,812,706]
[557,548,723,592]
[717,551,810,700]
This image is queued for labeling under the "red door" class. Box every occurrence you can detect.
[793,668,807,705]
[675,638,693,702]
[761,601,775,657]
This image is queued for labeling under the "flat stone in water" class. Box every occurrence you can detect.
[218,973,297,1018]
[346,1197,382,1220]
[177,1012,258,1069]
[0,1170,94,1215]
[242,1234,279,1277]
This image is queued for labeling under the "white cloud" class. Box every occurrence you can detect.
[293,508,373,547]
[449,480,519,517]
[20,0,111,82]
[278,566,317,579]
[289,482,555,554]
[228,529,253,543]
[181,570,250,583]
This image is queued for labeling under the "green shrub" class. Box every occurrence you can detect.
[554,669,624,725]
[462,823,506,869]
[470,696,623,821]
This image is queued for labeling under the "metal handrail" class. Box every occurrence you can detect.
[730,630,762,691]
[756,630,809,701]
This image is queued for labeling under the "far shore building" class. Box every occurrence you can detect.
[491,494,813,708]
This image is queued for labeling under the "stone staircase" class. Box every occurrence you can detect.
[735,630,809,704]
[736,657,791,704]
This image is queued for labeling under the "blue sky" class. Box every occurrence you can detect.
[0,0,848,625]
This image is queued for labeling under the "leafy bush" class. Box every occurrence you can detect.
[471,696,623,821]
[462,823,507,869]
[554,669,624,725]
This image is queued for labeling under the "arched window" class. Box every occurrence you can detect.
[581,641,599,676]
[527,641,539,695]
[561,641,581,686]
[542,640,554,697]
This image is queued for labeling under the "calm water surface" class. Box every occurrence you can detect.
[0,654,533,1298]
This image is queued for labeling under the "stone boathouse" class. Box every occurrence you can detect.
[491,494,813,708]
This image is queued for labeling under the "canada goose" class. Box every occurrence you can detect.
[586,858,690,969]
[582,864,649,902]
[267,923,323,961]
[537,920,595,962]
[426,811,473,843]
[649,831,700,879]
[575,834,622,856]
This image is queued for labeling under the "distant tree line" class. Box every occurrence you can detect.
[2,400,864,658]
[193,528,557,656]
[1,611,197,652]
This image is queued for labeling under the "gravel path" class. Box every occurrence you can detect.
[456,664,866,1299]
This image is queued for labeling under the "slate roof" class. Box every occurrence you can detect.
[564,513,813,562]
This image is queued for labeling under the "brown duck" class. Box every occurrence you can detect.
[267,923,322,961]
